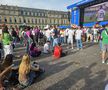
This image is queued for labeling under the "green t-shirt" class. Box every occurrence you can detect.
[102,28,108,45]
[2,33,12,45]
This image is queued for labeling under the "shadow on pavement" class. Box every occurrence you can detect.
[35,61,73,82]
[45,63,107,90]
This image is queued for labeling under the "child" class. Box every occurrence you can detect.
[43,41,51,54]
[53,43,66,59]
[29,43,41,57]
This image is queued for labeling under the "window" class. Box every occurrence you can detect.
[35,19,37,24]
[21,11,23,15]
[19,18,21,23]
[4,17,7,23]
[24,18,26,23]
[28,18,30,23]
[0,16,1,23]
[45,19,47,24]
[29,12,31,15]
[32,19,34,23]
[25,12,27,15]
[9,17,12,23]
[42,19,44,24]
[14,17,17,23]
[38,19,40,23]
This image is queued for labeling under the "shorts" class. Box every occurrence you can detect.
[102,44,108,52]
[68,38,73,44]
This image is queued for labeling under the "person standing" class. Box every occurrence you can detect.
[2,26,13,58]
[67,28,74,49]
[101,24,108,64]
[64,28,69,44]
[75,26,83,50]
[11,28,17,48]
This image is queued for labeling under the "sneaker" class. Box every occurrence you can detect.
[102,60,105,64]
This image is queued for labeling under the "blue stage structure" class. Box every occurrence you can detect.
[67,0,108,27]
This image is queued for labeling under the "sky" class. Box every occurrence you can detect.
[0,0,82,11]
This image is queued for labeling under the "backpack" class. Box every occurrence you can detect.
[39,32,44,39]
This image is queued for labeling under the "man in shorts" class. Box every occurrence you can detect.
[101,24,108,64]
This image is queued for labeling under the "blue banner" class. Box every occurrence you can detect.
[71,9,80,25]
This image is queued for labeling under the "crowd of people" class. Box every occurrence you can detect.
[0,23,108,89]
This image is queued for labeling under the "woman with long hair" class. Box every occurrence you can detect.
[18,54,31,86]
[19,54,39,87]
[18,54,44,87]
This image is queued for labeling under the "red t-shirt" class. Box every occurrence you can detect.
[53,46,62,59]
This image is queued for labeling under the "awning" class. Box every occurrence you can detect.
[99,21,108,26]
[83,22,96,27]
[83,21,108,27]
[58,26,71,29]
[67,0,94,9]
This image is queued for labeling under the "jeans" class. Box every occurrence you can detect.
[76,39,82,49]
[53,38,58,47]
[13,37,17,45]
[26,38,31,54]
[60,37,64,44]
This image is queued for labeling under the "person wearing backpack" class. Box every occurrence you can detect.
[101,24,108,64]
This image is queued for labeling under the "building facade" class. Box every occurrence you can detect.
[0,5,70,29]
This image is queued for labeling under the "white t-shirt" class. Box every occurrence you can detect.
[45,29,51,38]
[65,28,69,36]
[32,30,35,36]
[0,29,2,34]
[68,29,74,39]
[75,30,82,40]
[43,43,50,53]
[93,28,98,35]
[97,9,105,21]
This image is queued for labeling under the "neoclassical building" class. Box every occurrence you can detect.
[0,5,70,29]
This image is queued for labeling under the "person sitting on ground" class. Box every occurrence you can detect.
[0,65,13,90]
[0,54,14,89]
[29,43,41,57]
[53,43,66,59]
[18,54,44,88]
[43,41,51,54]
